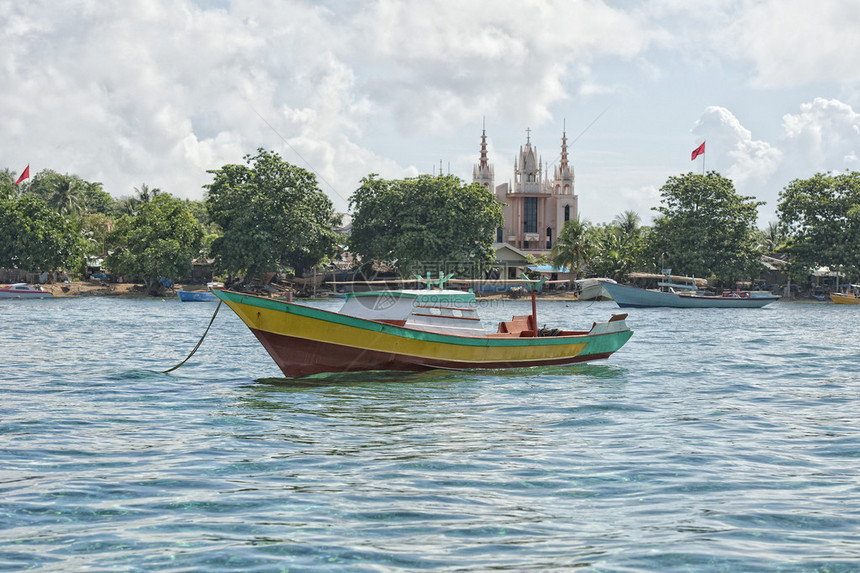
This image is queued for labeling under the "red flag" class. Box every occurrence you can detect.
[691,142,705,161]
[15,165,30,185]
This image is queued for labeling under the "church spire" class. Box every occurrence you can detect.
[479,118,489,169]
[560,129,569,170]
[472,118,494,190]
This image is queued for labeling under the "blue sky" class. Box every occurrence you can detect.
[3,0,860,225]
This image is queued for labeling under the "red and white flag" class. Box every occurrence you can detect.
[15,165,30,185]
[691,142,705,161]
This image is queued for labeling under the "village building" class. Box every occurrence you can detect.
[474,127,578,255]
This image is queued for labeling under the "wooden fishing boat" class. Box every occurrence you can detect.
[575,278,615,301]
[211,286,633,377]
[0,283,53,299]
[830,292,858,304]
[600,271,779,309]
[177,290,218,302]
[830,285,860,305]
[177,282,222,302]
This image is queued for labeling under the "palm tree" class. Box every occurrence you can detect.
[47,175,84,217]
[551,216,593,283]
[758,221,787,253]
[613,210,641,241]
[134,183,161,203]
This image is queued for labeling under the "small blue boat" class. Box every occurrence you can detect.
[177,283,221,302]
[177,290,218,302]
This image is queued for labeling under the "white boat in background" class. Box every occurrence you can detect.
[575,278,615,301]
[0,283,53,299]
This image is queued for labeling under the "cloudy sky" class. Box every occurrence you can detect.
[3,0,860,225]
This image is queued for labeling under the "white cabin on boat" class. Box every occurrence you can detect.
[338,290,486,336]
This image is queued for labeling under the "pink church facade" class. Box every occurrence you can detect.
[473,128,578,255]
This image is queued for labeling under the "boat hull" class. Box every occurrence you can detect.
[600,281,779,308]
[830,293,860,305]
[576,278,614,301]
[212,288,633,377]
[0,284,53,298]
[178,290,218,302]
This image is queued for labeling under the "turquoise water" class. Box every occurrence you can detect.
[2,296,859,571]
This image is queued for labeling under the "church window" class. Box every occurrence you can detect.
[523,197,538,233]
[564,205,570,221]
[546,227,552,249]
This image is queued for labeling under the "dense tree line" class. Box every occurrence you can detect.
[4,157,860,294]
[551,170,860,286]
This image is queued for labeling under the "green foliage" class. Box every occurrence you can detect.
[205,149,340,278]
[754,221,788,253]
[79,213,113,258]
[588,210,649,280]
[777,171,860,279]
[647,171,764,283]
[1,169,17,200]
[550,216,593,279]
[0,195,86,272]
[105,193,203,295]
[20,169,113,217]
[348,174,504,277]
[80,182,115,215]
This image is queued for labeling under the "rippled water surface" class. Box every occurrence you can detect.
[2,296,859,571]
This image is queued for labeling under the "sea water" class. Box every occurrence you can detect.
[1,296,858,571]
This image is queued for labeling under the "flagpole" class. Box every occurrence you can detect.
[702,139,706,175]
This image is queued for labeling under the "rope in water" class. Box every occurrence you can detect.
[162,300,222,374]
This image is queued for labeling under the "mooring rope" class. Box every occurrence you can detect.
[162,300,222,374]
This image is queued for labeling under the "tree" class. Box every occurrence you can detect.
[0,195,85,273]
[551,216,593,281]
[613,209,641,239]
[80,213,113,258]
[647,171,764,284]
[349,174,503,277]
[105,193,203,296]
[1,169,17,200]
[777,171,860,279]
[48,175,84,217]
[205,149,340,279]
[80,182,115,215]
[756,221,788,253]
[20,169,109,217]
[589,210,649,280]
[134,183,161,203]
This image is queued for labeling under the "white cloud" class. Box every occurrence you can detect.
[780,98,860,167]
[689,99,860,224]
[692,106,782,187]
[0,0,664,210]
[725,0,860,88]
[3,0,860,228]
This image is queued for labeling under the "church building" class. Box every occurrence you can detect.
[473,127,578,254]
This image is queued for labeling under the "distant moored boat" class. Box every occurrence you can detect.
[600,270,779,309]
[0,283,53,299]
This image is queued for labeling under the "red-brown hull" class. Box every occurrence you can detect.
[251,328,613,377]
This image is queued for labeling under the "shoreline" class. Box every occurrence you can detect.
[33,281,585,301]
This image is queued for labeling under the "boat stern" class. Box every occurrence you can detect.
[577,313,634,360]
